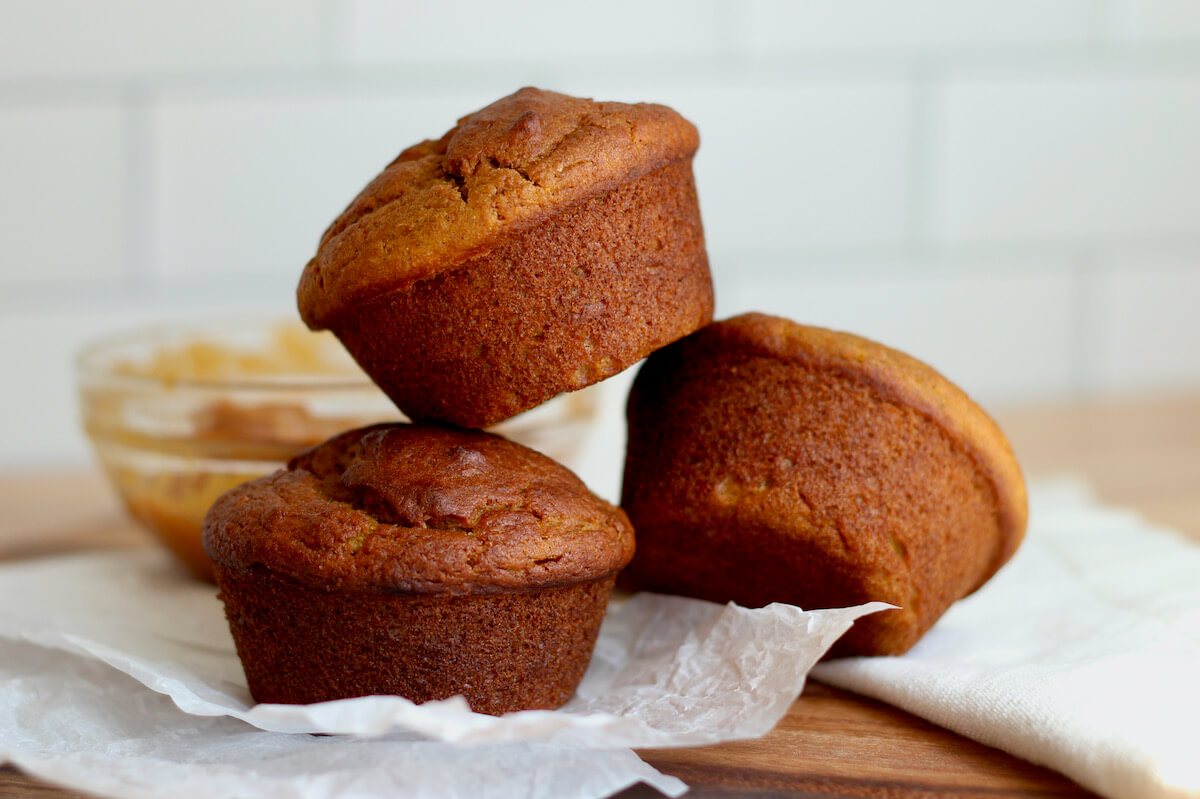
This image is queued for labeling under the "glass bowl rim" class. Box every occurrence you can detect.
[75,315,378,393]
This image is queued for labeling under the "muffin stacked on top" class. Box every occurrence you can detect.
[205,87,1027,716]
[296,87,712,428]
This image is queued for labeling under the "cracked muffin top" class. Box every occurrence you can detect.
[297,87,700,329]
[203,423,635,594]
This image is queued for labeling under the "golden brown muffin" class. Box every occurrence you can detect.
[619,313,1027,657]
[203,422,634,714]
[297,87,713,429]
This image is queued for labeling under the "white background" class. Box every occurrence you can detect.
[3,0,1200,466]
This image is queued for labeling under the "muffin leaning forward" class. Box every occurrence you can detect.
[297,87,714,429]
[620,313,1028,657]
[203,422,634,714]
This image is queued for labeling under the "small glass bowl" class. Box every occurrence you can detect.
[77,318,600,582]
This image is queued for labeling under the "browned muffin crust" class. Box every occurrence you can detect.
[331,157,712,428]
[620,313,1027,656]
[217,566,613,712]
[294,87,712,428]
[298,87,701,329]
[204,422,635,594]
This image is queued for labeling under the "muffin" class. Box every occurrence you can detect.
[297,87,713,429]
[619,313,1027,657]
[203,422,634,714]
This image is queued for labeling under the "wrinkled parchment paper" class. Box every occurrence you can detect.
[0,550,887,799]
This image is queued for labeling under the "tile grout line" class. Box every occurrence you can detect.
[6,40,1200,102]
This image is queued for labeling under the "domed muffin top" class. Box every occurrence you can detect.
[203,423,635,593]
[638,312,1029,564]
[297,87,699,328]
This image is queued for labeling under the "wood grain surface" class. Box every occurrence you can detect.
[3,393,1198,799]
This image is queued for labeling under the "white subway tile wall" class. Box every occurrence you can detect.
[675,82,914,254]
[933,72,1200,242]
[744,0,1095,52]
[1093,256,1200,393]
[0,0,328,79]
[343,0,724,63]
[722,258,1080,405]
[1102,0,1200,42]
[150,88,499,279]
[0,102,128,285]
[2,0,1198,466]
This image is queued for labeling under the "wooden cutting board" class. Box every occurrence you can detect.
[4,393,1199,798]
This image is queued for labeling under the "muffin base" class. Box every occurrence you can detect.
[330,159,712,429]
[215,566,615,714]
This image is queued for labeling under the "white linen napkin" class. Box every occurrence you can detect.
[813,478,1200,799]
